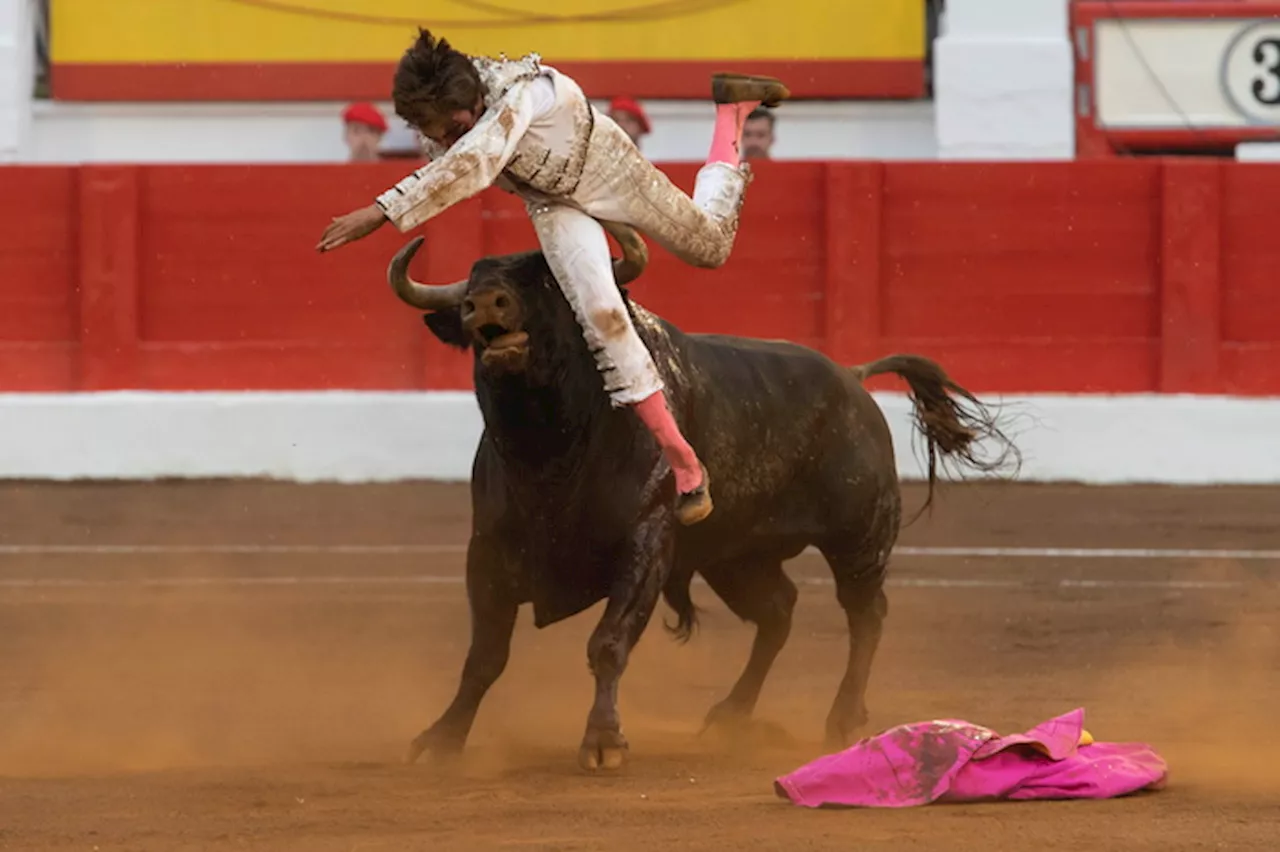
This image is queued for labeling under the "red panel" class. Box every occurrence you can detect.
[0,168,78,343]
[880,162,1161,342]
[631,162,826,350]
[136,342,425,391]
[480,191,538,259]
[0,168,79,390]
[1220,164,1280,346]
[133,164,444,389]
[0,344,78,391]
[2,159,1279,396]
[1221,344,1280,395]
[52,60,924,103]
[869,338,1159,394]
[138,164,419,343]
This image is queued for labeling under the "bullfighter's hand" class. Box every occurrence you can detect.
[317,204,387,252]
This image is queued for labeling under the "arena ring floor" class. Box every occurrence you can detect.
[0,481,1276,851]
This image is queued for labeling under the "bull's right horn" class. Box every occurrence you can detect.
[386,236,468,311]
[601,220,648,286]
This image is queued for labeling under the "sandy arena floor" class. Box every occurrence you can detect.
[0,481,1277,851]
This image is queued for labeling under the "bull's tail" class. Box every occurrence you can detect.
[661,566,699,644]
[853,354,1021,522]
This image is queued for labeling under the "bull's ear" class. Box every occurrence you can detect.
[423,308,469,349]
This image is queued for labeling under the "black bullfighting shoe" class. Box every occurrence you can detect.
[711,72,790,108]
[676,463,714,526]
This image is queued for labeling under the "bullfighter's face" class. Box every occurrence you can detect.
[415,94,485,150]
[460,272,530,375]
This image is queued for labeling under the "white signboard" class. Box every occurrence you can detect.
[1094,17,1280,128]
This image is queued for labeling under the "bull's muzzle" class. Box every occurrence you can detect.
[462,289,529,374]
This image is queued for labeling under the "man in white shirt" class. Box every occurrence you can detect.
[317,29,788,526]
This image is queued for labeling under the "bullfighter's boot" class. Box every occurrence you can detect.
[706,73,789,167]
[711,72,790,107]
[633,390,713,525]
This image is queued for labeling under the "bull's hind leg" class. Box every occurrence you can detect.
[699,558,797,740]
[406,536,518,763]
[819,539,891,751]
[579,512,674,771]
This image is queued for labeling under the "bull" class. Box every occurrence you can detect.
[387,222,1018,771]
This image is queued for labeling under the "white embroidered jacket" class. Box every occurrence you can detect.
[374,53,595,232]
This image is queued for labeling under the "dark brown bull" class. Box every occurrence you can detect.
[388,223,1018,771]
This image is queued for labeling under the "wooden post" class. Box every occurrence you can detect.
[823,161,883,366]
[77,165,140,390]
[1159,159,1222,393]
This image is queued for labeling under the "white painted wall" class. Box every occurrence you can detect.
[2,392,1278,485]
[933,0,1074,159]
[0,0,33,162]
[25,98,937,164]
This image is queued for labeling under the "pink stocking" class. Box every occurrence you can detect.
[707,101,762,167]
[632,391,704,494]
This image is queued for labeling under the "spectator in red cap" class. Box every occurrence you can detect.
[608,96,651,151]
[342,102,388,162]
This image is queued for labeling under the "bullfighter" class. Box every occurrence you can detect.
[317,29,788,526]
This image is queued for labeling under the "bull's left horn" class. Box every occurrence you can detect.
[386,236,467,311]
[601,220,648,286]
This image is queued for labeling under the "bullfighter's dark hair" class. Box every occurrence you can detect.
[391,28,483,127]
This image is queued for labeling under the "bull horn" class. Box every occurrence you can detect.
[601,220,648,286]
[386,236,468,311]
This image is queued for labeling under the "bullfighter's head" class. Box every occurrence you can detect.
[385,220,648,378]
[391,28,485,150]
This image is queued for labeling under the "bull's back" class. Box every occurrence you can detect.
[658,323,897,543]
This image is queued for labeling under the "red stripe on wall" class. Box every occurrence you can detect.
[50,59,925,102]
[2,160,1276,394]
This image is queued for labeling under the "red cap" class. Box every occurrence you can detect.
[608,97,651,134]
[342,102,388,133]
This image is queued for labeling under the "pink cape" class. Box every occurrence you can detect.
[774,708,1168,808]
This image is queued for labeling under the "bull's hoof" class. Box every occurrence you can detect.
[701,702,797,750]
[711,72,790,108]
[676,465,713,526]
[823,708,869,753]
[578,728,629,772]
[405,726,465,765]
[700,697,749,733]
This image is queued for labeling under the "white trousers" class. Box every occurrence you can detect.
[527,202,663,405]
[525,117,751,406]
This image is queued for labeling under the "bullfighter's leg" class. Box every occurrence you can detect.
[577,73,789,270]
[579,501,674,771]
[406,536,518,763]
[698,557,798,744]
[818,540,891,750]
[527,201,712,526]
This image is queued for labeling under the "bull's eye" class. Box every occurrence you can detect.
[495,295,509,310]
[462,298,476,314]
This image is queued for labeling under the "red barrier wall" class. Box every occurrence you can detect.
[2,159,1278,395]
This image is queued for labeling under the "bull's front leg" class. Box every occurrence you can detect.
[579,510,674,771]
[407,536,517,764]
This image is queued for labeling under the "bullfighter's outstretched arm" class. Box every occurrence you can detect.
[375,80,538,233]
